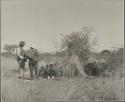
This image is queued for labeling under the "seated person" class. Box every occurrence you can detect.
[39,66,45,77]
[43,65,50,79]
[48,64,56,78]
[58,66,63,77]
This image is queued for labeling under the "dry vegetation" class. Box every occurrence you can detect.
[1,49,124,102]
[1,27,124,102]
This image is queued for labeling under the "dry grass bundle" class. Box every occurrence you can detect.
[62,54,86,78]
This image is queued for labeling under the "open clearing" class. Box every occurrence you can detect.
[1,56,124,102]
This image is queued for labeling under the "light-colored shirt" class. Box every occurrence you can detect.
[17,47,23,59]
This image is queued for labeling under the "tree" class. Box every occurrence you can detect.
[98,50,111,60]
[61,26,97,63]
[3,44,18,54]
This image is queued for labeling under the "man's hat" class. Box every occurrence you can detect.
[30,44,36,49]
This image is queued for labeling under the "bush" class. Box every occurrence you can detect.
[61,27,96,64]
[1,52,17,58]
[84,62,99,76]
[95,48,124,78]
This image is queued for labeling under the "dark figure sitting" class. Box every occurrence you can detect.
[84,62,99,76]
[39,66,45,77]
[48,64,56,78]
[43,65,50,79]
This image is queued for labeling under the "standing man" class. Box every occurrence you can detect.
[17,41,27,79]
[25,44,39,80]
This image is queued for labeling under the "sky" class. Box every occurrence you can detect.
[1,0,124,53]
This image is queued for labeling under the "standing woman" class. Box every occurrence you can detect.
[17,41,27,79]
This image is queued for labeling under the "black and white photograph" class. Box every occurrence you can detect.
[1,0,124,102]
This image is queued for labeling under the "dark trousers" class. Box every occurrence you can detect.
[29,62,38,79]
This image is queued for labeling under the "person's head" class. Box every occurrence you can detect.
[30,44,36,49]
[49,64,53,69]
[19,41,25,47]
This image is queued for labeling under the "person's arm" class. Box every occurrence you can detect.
[36,49,39,57]
[17,48,23,59]
[35,49,39,61]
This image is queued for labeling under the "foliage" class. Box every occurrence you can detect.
[1,52,17,58]
[96,48,124,78]
[3,44,18,54]
[105,48,123,77]
[61,26,97,63]
[98,50,111,60]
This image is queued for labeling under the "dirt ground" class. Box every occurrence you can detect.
[1,56,124,102]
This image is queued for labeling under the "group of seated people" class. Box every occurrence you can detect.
[39,64,57,79]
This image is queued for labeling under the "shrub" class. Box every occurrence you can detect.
[95,48,124,78]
